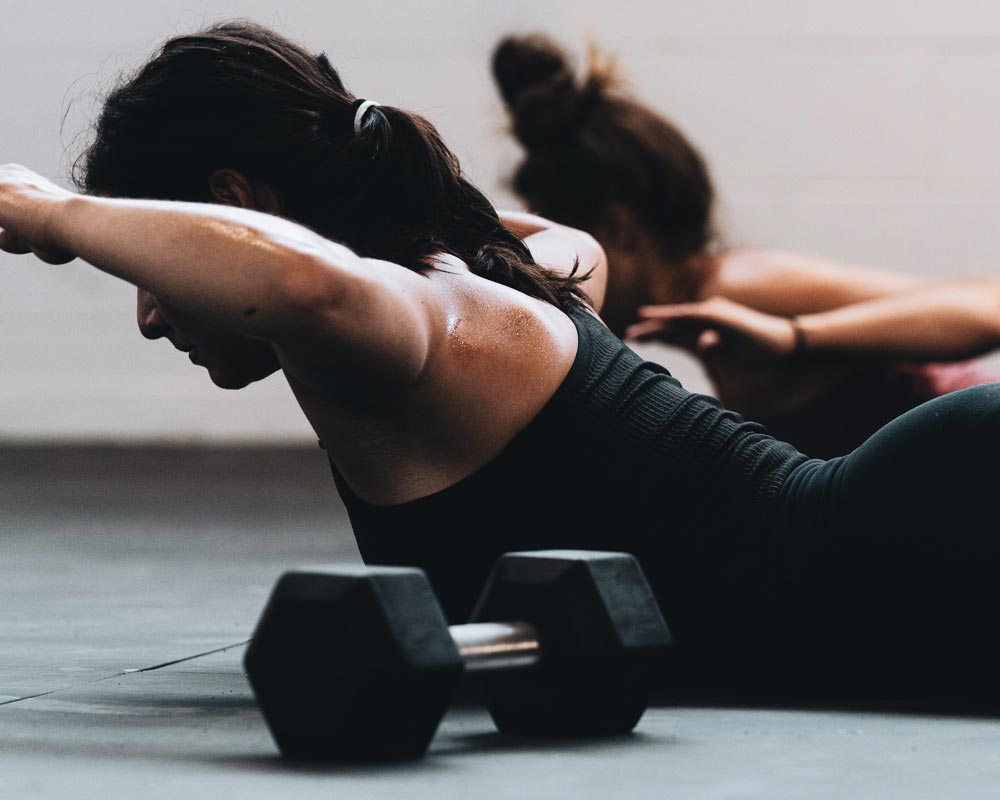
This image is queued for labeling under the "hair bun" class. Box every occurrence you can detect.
[492,33,594,149]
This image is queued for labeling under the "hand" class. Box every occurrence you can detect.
[625,297,812,419]
[625,297,798,362]
[0,163,77,264]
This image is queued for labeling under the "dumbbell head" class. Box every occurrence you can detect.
[243,565,462,761]
[469,550,672,737]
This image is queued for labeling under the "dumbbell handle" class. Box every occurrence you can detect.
[450,621,541,672]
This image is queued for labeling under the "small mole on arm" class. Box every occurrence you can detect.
[243,307,257,317]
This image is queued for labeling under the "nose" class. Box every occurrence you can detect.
[137,289,169,340]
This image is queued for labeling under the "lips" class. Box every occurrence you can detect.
[171,338,198,363]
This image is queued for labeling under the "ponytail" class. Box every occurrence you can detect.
[75,20,592,310]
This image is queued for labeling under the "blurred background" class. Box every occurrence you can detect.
[4,0,1000,444]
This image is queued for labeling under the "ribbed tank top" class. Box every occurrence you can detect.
[330,304,809,643]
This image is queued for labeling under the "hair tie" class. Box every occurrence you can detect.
[353,99,380,134]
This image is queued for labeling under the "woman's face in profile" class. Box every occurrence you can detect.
[136,289,280,390]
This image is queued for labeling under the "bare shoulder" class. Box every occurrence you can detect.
[340,267,580,502]
[709,247,930,315]
[425,265,579,377]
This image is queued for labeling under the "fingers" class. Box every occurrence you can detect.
[627,305,716,345]
[0,228,75,263]
[628,306,703,338]
[624,317,718,360]
[623,319,668,341]
[636,303,704,321]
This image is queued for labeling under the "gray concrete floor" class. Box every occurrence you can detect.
[3,445,1000,799]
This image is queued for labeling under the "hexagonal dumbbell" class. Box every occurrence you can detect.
[243,550,673,761]
[467,549,673,737]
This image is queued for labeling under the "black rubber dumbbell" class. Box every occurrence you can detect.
[243,550,673,761]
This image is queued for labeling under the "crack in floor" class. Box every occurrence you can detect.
[0,639,251,707]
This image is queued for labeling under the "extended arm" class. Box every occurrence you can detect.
[712,248,931,316]
[792,280,1000,360]
[0,164,434,386]
[624,286,1000,421]
[628,281,1000,363]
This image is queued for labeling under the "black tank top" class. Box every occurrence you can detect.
[330,304,809,648]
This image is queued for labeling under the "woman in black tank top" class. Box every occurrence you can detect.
[4,19,1000,701]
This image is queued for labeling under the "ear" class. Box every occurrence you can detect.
[208,169,284,214]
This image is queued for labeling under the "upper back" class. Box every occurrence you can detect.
[288,261,581,505]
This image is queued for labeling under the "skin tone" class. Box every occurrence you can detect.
[590,211,1000,419]
[627,287,1000,363]
[0,163,607,505]
[594,208,932,330]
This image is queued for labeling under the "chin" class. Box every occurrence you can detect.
[209,374,256,390]
[194,349,280,390]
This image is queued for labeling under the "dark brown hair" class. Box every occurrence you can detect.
[492,33,715,264]
[73,20,591,309]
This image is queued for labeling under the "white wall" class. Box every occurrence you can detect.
[4,0,1000,442]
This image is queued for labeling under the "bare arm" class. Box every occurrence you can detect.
[793,280,1000,360]
[624,286,1000,420]
[0,164,435,387]
[713,248,931,315]
[628,281,1000,363]
[498,209,609,311]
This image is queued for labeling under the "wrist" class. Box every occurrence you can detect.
[43,192,89,253]
[788,316,808,360]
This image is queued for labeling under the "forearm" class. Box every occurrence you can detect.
[796,281,1000,361]
[50,195,354,338]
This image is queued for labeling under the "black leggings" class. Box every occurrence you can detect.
[671,383,1000,701]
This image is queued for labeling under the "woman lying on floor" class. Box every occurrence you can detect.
[4,19,1000,700]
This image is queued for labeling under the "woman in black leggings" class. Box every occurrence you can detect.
[2,19,999,701]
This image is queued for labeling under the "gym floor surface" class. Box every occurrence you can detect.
[2,445,999,799]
